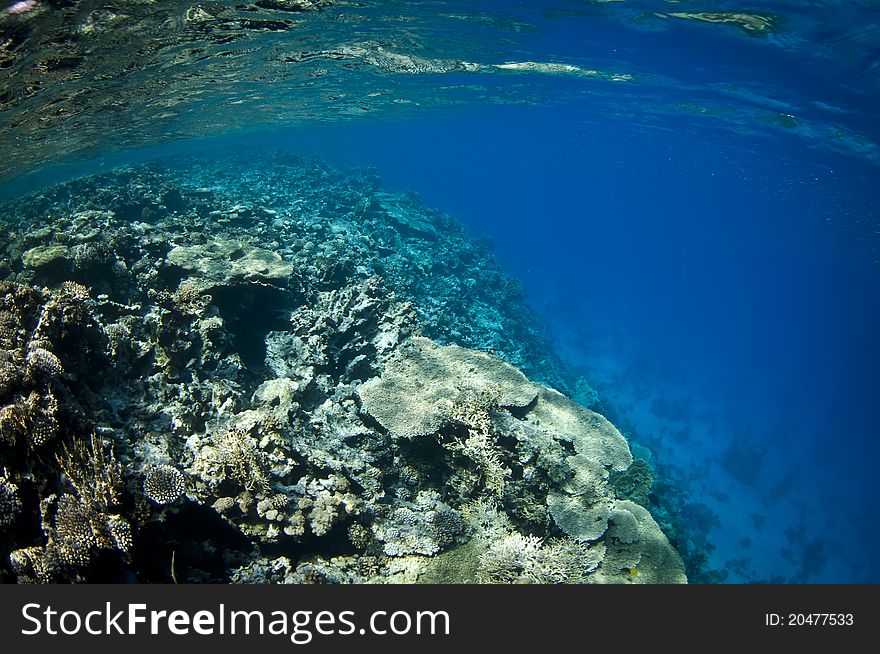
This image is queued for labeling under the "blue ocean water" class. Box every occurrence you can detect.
[280,104,880,583]
[1,0,879,583]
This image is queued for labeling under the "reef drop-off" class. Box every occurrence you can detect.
[0,152,685,583]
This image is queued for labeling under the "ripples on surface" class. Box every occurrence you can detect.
[1,0,879,180]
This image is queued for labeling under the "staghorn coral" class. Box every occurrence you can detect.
[3,434,135,582]
[57,434,124,509]
[441,382,512,496]
[445,429,510,498]
[215,427,270,493]
[189,426,273,500]
[477,533,604,584]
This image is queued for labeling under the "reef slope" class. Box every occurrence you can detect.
[0,153,684,583]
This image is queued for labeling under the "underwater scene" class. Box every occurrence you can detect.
[0,0,878,585]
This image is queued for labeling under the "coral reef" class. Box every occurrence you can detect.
[0,153,685,583]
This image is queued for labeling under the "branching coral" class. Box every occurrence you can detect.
[57,433,123,509]
[0,390,61,448]
[30,281,105,376]
[216,427,270,493]
[0,281,105,451]
[442,383,510,496]
[193,427,270,495]
[9,434,132,583]
[477,533,603,584]
[25,347,63,384]
[445,430,509,498]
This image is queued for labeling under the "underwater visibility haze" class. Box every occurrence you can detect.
[0,0,878,584]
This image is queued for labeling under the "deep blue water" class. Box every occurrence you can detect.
[276,106,880,582]
[2,0,879,582]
